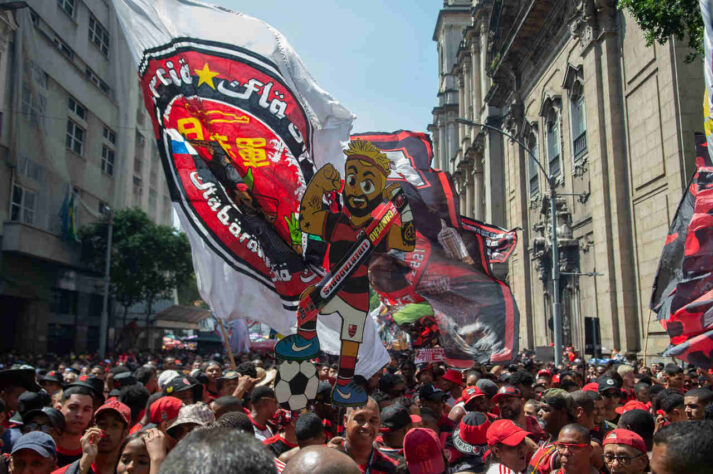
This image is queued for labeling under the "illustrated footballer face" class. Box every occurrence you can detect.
[343,158,386,218]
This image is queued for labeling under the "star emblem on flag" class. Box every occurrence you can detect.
[194,63,219,89]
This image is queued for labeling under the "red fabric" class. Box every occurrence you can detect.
[602,429,646,454]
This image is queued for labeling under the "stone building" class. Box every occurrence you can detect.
[431,0,704,359]
[0,0,173,354]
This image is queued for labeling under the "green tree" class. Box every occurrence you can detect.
[619,0,703,62]
[79,208,193,333]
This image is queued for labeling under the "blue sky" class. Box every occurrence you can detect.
[217,0,441,134]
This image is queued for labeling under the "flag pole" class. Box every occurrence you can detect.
[218,318,237,370]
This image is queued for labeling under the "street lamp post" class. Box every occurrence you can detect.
[98,207,113,359]
[455,118,563,366]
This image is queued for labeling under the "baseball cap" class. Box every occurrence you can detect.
[476,379,498,399]
[616,400,649,415]
[22,407,66,433]
[403,428,445,474]
[582,382,599,392]
[69,376,105,400]
[441,369,463,386]
[598,376,621,393]
[537,370,552,378]
[315,381,332,403]
[218,370,240,382]
[485,419,530,453]
[379,404,421,433]
[164,376,199,395]
[95,400,131,427]
[419,384,448,402]
[602,429,646,454]
[11,431,56,458]
[452,411,490,455]
[113,372,137,389]
[167,403,215,436]
[492,385,521,404]
[11,391,51,425]
[150,396,183,424]
[39,371,63,384]
[462,387,486,409]
[157,370,180,390]
[541,389,575,416]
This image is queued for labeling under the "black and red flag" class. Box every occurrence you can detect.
[651,133,713,366]
[355,131,520,365]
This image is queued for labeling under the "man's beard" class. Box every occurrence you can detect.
[344,194,382,218]
[500,407,518,420]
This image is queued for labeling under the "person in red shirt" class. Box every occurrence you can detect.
[376,404,420,463]
[53,400,131,474]
[417,384,454,434]
[331,397,398,474]
[263,409,298,458]
[552,424,597,474]
[55,387,94,468]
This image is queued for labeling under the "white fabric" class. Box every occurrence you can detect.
[113,0,389,378]
[484,462,515,474]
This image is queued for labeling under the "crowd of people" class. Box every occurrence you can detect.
[0,349,712,473]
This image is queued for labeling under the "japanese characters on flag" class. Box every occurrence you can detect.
[112,0,389,377]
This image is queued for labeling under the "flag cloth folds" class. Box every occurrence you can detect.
[357,131,520,365]
[647,0,713,367]
[112,0,390,378]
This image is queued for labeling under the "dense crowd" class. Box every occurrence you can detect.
[0,349,712,473]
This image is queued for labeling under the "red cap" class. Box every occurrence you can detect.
[615,400,649,415]
[537,370,552,378]
[403,428,445,474]
[602,429,646,454]
[149,396,182,424]
[486,419,530,447]
[462,387,486,408]
[441,369,463,386]
[583,382,599,392]
[492,385,521,404]
[95,400,131,426]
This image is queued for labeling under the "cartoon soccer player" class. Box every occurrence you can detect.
[275,140,415,405]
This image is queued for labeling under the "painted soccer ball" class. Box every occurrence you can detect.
[274,360,319,411]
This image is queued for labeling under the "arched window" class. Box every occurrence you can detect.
[528,126,539,197]
[570,81,587,160]
[546,107,561,178]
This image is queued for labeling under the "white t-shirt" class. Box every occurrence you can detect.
[485,462,516,474]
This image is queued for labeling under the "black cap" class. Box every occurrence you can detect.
[39,371,63,385]
[10,391,51,425]
[380,404,413,433]
[164,375,202,402]
[315,381,332,402]
[0,368,40,392]
[22,407,66,433]
[597,376,621,393]
[113,372,137,389]
[419,383,447,402]
[68,376,105,401]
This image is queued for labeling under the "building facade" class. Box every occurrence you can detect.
[431,0,704,359]
[0,0,173,354]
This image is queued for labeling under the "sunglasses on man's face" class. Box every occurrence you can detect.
[603,453,645,466]
[555,442,588,453]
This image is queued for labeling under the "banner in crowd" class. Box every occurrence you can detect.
[356,131,520,365]
[112,0,390,378]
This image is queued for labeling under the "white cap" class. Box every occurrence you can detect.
[157,370,180,390]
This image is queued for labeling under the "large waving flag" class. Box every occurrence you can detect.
[646,0,713,367]
[113,0,390,378]
[357,131,520,365]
